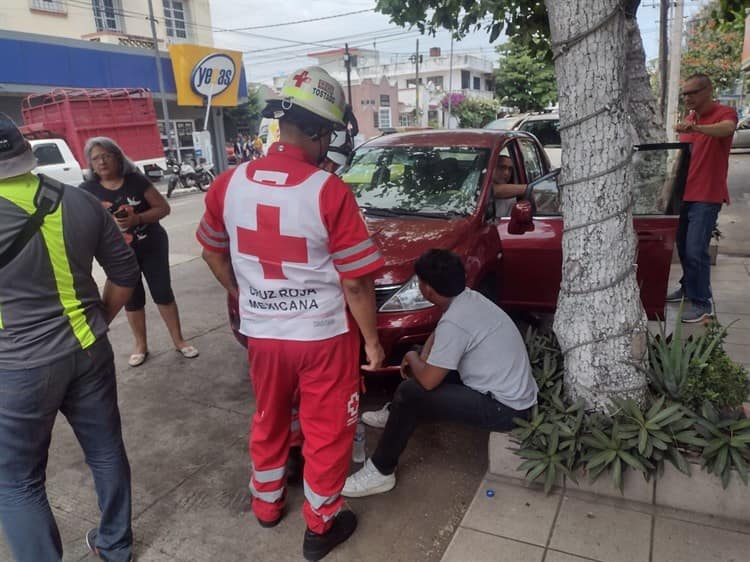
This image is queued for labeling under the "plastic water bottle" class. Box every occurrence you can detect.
[352,420,366,463]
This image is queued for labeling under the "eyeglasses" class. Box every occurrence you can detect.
[680,86,707,97]
[91,153,114,163]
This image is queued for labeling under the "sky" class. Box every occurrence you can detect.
[207,0,708,87]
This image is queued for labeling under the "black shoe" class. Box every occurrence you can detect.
[287,446,304,486]
[257,514,282,528]
[302,510,358,561]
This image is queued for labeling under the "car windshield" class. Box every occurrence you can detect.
[518,119,561,148]
[340,146,490,216]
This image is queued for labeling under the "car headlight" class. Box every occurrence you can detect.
[379,275,434,312]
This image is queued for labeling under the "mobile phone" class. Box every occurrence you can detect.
[114,209,128,219]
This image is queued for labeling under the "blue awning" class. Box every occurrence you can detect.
[0,30,247,101]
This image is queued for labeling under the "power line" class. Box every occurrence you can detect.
[219,9,375,32]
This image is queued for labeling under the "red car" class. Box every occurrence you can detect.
[228,129,689,374]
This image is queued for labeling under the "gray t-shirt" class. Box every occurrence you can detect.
[427,288,537,410]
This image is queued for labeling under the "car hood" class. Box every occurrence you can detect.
[367,216,472,285]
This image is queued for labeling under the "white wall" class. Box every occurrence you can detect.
[0,0,213,47]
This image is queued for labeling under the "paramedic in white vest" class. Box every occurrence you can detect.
[197,66,384,562]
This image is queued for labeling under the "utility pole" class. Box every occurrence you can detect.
[146,0,174,155]
[666,0,684,140]
[447,35,454,129]
[658,0,669,119]
[344,43,353,105]
[415,39,420,127]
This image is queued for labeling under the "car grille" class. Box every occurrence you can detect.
[375,285,401,310]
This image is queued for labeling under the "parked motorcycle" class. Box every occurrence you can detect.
[166,157,214,198]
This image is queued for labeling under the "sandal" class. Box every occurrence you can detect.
[128,351,149,367]
[177,345,199,359]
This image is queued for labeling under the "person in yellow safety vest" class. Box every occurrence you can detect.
[0,113,139,562]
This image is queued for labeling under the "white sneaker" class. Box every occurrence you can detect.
[342,459,396,498]
[361,402,390,429]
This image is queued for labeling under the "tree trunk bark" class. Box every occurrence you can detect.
[546,0,648,411]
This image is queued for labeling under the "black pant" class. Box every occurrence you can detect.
[371,372,531,475]
[125,224,175,311]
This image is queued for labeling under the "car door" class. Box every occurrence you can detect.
[497,138,563,312]
[31,141,83,185]
[497,143,689,318]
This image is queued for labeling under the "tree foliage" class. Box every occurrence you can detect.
[223,86,263,138]
[441,93,500,127]
[494,36,557,112]
[375,0,551,57]
[681,2,744,92]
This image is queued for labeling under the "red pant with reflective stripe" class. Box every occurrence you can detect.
[247,329,360,533]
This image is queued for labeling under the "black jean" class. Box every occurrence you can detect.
[371,372,531,475]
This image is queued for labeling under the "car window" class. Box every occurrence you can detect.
[632,145,691,215]
[519,140,544,182]
[518,119,561,148]
[33,143,65,166]
[341,146,490,216]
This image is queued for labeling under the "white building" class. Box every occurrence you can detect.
[273,46,495,129]
[4,0,214,48]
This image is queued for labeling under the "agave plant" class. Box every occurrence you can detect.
[695,402,750,488]
[644,304,727,402]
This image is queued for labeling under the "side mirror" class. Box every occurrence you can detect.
[523,168,561,201]
[508,200,535,234]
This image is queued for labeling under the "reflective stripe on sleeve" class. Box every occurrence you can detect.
[331,238,376,261]
[199,218,229,240]
[335,249,382,273]
[197,224,229,249]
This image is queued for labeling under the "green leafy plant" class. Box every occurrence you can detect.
[644,306,726,401]
[514,326,749,495]
[695,402,750,488]
[682,321,749,413]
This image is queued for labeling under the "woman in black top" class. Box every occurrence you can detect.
[80,137,198,367]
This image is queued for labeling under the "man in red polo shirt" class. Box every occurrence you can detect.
[197,66,384,561]
[661,73,737,323]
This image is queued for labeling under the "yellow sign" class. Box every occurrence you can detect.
[169,44,243,107]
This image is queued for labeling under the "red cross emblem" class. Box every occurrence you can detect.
[292,70,311,87]
[237,205,308,279]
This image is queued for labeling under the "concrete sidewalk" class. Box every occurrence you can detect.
[443,255,750,562]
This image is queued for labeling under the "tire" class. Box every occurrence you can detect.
[197,170,214,192]
[166,176,178,198]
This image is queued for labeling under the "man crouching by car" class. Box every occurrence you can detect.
[343,248,538,497]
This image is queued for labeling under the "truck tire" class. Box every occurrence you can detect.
[197,170,214,192]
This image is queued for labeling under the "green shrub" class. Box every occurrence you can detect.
[513,322,750,493]
[683,321,749,412]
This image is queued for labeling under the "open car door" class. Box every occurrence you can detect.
[497,143,691,319]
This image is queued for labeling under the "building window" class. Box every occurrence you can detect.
[163,0,188,40]
[406,78,423,88]
[399,113,412,127]
[373,111,379,129]
[30,0,67,14]
[427,76,443,90]
[92,0,122,32]
[379,95,390,107]
[473,76,480,90]
[378,108,392,129]
[461,70,470,90]
[349,55,358,67]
